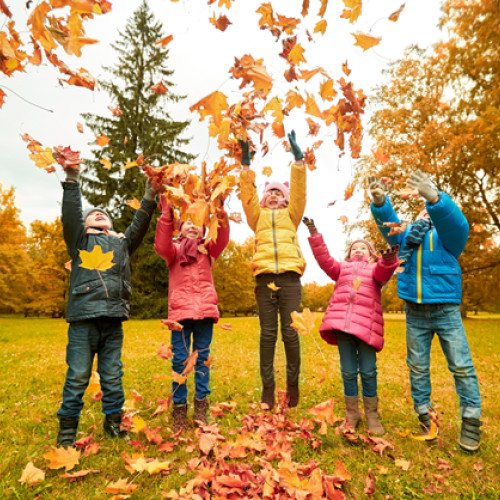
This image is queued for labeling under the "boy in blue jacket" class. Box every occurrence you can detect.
[369,170,482,451]
[56,167,157,447]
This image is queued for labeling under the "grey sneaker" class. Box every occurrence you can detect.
[458,418,482,452]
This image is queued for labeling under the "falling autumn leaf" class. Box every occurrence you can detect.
[342,60,351,76]
[96,133,110,147]
[344,181,356,200]
[161,318,183,331]
[79,245,115,272]
[372,147,389,164]
[76,122,84,133]
[100,156,112,170]
[155,34,173,47]
[397,187,419,199]
[210,14,232,31]
[314,19,327,34]
[107,105,122,116]
[151,81,168,94]
[158,342,173,360]
[43,446,81,471]
[19,462,45,486]
[338,215,348,224]
[219,323,232,331]
[126,197,141,210]
[352,32,382,51]
[29,147,56,170]
[54,146,82,169]
[389,3,406,22]
[190,90,228,127]
[267,282,280,291]
[171,370,187,385]
[341,0,362,23]
[262,166,273,177]
[290,308,317,336]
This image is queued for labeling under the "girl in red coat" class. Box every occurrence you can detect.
[303,217,399,435]
[155,198,230,432]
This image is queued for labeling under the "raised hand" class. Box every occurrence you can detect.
[287,130,304,161]
[302,217,318,235]
[65,167,79,183]
[408,170,438,203]
[239,139,254,166]
[144,178,158,201]
[368,175,385,207]
[380,245,400,262]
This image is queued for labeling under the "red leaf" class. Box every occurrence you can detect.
[151,81,168,94]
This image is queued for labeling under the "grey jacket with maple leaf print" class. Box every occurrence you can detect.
[62,181,156,323]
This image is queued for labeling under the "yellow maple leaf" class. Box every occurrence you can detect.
[79,245,115,272]
[319,79,337,101]
[189,90,228,127]
[171,370,187,385]
[314,19,327,34]
[19,462,45,486]
[352,32,382,51]
[126,197,141,210]
[290,308,317,336]
[106,478,138,494]
[262,166,273,177]
[100,156,112,170]
[341,0,362,23]
[29,147,56,170]
[96,133,110,146]
[288,43,306,65]
[130,415,146,433]
[267,282,280,291]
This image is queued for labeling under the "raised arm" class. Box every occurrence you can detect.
[125,180,157,256]
[372,245,400,286]
[61,168,85,259]
[304,219,341,281]
[287,130,306,227]
[154,198,177,267]
[207,208,230,260]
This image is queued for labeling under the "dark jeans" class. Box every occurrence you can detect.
[57,318,125,418]
[336,331,377,397]
[255,272,302,388]
[171,318,214,405]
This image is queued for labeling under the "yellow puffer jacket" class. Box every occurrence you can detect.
[239,164,306,276]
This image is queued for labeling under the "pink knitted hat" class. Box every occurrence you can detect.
[346,239,378,261]
[260,181,290,208]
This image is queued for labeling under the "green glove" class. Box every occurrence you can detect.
[368,175,385,207]
[408,170,438,203]
[239,140,254,166]
[288,130,304,161]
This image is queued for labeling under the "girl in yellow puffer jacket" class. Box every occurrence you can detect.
[239,131,306,410]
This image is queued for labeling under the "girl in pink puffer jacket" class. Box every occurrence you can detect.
[303,217,399,435]
[155,198,229,432]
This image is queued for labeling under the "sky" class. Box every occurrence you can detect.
[0,0,444,284]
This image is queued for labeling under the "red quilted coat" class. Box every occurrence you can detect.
[154,214,229,323]
[308,233,399,352]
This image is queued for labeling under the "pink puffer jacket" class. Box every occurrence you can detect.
[308,233,399,352]
[154,214,229,323]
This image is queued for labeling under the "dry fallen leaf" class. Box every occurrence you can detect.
[19,462,45,486]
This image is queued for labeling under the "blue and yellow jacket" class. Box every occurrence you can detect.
[371,192,468,304]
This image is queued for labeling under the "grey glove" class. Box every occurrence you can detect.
[65,167,79,183]
[368,175,385,207]
[144,178,157,201]
[408,170,438,203]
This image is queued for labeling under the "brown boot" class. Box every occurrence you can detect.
[194,397,209,426]
[363,396,385,435]
[341,395,360,430]
[261,384,275,410]
[172,403,188,433]
[286,384,299,408]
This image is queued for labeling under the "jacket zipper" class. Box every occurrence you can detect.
[345,258,360,331]
[292,236,302,258]
[272,210,279,273]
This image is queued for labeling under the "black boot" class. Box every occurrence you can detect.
[57,416,79,448]
[286,384,299,408]
[261,384,276,410]
[103,411,129,440]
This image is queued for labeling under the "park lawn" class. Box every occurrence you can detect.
[0,315,498,499]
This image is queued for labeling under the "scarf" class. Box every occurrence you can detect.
[179,237,203,266]
[399,218,432,266]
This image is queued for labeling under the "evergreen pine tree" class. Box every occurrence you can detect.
[80,0,193,317]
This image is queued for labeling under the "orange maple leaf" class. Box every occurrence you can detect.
[306,118,320,136]
[389,3,406,22]
[344,181,356,200]
[54,145,82,169]
[372,147,389,164]
[338,215,348,224]
[157,342,173,360]
[320,79,337,101]
[256,3,275,29]
[126,197,141,210]
[209,14,232,31]
[277,14,300,34]
[286,90,304,110]
[288,43,306,65]
[161,318,183,331]
[0,88,6,107]
[43,446,81,471]
[155,34,173,47]
[352,32,382,51]
[301,0,310,16]
[182,350,199,376]
[305,92,322,118]
[342,60,351,76]
[341,0,362,23]
[100,157,112,170]
[262,166,273,177]
[190,90,228,127]
[96,133,110,146]
[309,399,336,425]
[107,105,122,116]
[106,478,138,495]
[318,0,328,17]
[151,81,168,94]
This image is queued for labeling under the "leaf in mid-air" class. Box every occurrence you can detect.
[79,246,115,272]
[150,81,168,94]
[352,32,382,51]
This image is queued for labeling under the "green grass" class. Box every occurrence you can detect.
[0,315,499,498]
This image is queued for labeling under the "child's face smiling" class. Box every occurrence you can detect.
[181,219,203,239]
[85,210,112,230]
[264,188,284,209]
[351,242,371,258]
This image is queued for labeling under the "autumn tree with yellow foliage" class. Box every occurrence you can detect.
[352,0,500,313]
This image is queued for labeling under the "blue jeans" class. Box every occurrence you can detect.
[405,303,481,419]
[57,318,125,418]
[171,319,214,404]
[336,331,378,397]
